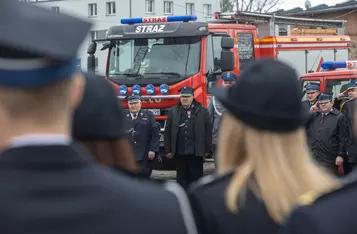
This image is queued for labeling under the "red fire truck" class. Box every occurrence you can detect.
[300,61,357,101]
[87,12,348,169]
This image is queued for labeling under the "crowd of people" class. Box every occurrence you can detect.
[2,1,357,234]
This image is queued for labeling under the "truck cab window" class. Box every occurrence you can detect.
[237,33,254,70]
[326,79,354,99]
[107,36,201,82]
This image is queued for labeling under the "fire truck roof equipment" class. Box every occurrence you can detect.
[321,61,357,70]
[121,15,197,25]
[213,11,346,28]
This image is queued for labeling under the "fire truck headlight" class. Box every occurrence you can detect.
[132,85,141,95]
[119,85,128,95]
[159,84,169,95]
[146,84,155,95]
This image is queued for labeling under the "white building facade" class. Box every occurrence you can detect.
[29,0,220,74]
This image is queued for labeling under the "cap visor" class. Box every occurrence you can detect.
[180,94,193,97]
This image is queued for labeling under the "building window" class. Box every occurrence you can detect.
[186,3,195,15]
[145,0,155,13]
[88,3,97,17]
[106,2,116,15]
[50,6,60,12]
[203,4,212,17]
[164,1,173,14]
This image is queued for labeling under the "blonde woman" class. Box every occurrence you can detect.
[188,60,340,234]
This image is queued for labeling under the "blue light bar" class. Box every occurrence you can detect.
[121,15,197,25]
[321,61,357,70]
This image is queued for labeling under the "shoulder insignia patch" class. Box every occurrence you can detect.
[298,190,318,205]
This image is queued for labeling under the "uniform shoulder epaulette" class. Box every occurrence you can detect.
[331,108,340,115]
[298,183,347,206]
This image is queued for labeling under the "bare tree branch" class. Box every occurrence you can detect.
[264,0,280,13]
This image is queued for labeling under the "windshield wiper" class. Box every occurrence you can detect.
[111,73,144,78]
[144,72,181,77]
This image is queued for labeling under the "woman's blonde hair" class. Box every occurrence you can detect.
[217,113,339,223]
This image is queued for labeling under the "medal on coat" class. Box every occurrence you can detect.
[187,110,191,118]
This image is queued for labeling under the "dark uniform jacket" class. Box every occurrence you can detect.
[339,99,357,163]
[188,172,280,234]
[0,143,197,234]
[164,100,212,157]
[306,108,348,166]
[280,170,357,234]
[302,100,316,112]
[123,109,160,161]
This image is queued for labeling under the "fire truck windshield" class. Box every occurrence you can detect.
[107,36,201,81]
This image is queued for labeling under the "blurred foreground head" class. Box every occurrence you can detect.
[211,59,339,223]
[72,75,137,172]
[0,0,91,149]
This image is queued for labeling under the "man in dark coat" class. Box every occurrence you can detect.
[334,81,357,174]
[123,94,160,177]
[306,93,348,176]
[164,86,212,189]
[0,2,198,234]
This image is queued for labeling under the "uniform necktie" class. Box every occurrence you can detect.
[133,114,137,120]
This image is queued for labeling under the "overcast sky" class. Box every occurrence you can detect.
[276,0,345,10]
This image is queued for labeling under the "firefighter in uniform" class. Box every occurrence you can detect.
[124,95,160,178]
[335,81,357,174]
[0,2,198,234]
[302,82,320,112]
[334,81,357,112]
[187,60,338,234]
[306,93,348,176]
[164,86,212,189]
[208,71,237,168]
[280,180,357,234]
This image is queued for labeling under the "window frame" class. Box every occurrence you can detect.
[88,3,98,17]
[145,0,155,13]
[106,2,116,15]
[50,6,60,12]
[203,4,212,18]
[186,3,195,15]
[164,1,173,15]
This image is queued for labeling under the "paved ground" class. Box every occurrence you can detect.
[151,158,215,180]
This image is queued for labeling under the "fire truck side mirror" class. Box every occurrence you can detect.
[87,41,97,73]
[87,41,97,54]
[221,51,234,72]
[220,37,234,72]
[221,37,234,49]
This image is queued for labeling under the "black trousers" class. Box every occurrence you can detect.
[175,155,203,189]
[137,160,152,178]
